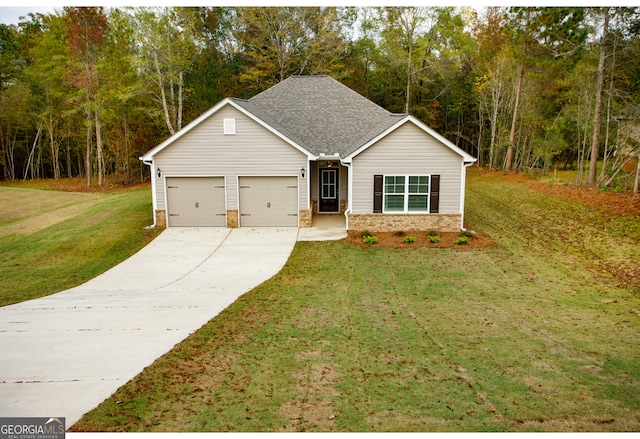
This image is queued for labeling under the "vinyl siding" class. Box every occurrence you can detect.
[351,122,463,214]
[153,105,308,211]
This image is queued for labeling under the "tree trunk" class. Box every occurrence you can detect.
[599,36,616,185]
[154,50,175,135]
[506,62,524,171]
[405,38,412,115]
[95,109,104,187]
[86,109,92,187]
[24,125,41,180]
[634,154,640,194]
[177,70,183,131]
[588,8,608,185]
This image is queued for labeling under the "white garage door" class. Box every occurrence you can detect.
[239,176,298,227]
[166,177,226,227]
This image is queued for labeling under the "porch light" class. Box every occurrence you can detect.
[300,167,305,178]
[156,167,161,178]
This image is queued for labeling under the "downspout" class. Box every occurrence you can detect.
[340,160,352,231]
[460,161,474,231]
[142,159,157,229]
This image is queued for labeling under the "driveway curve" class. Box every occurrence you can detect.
[0,227,298,426]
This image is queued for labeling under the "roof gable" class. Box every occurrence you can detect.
[343,116,477,163]
[139,98,314,161]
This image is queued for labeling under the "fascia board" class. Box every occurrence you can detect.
[139,98,315,162]
[343,116,477,164]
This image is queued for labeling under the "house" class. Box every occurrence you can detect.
[140,76,477,232]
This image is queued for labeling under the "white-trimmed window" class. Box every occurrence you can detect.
[383,175,430,213]
[223,118,236,135]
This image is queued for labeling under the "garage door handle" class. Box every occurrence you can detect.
[169,214,179,217]
[241,214,251,216]
[267,202,271,208]
[168,186,178,189]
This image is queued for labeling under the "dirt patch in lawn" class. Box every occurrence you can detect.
[494,170,640,218]
[345,230,495,249]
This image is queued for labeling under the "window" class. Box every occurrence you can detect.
[383,175,430,213]
[223,118,236,135]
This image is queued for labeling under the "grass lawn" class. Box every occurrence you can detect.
[0,182,160,306]
[67,169,640,432]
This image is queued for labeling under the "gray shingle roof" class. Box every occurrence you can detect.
[232,76,405,157]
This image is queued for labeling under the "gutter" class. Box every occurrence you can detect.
[141,159,157,229]
[340,159,351,232]
[460,161,475,232]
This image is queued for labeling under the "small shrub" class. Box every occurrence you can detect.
[429,235,441,244]
[403,236,416,244]
[459,230,475,238]
[455,236,469,245]
[394,231,406,237]
[363,235,378,245]
[428,230,439,237]
[360,230,373,238]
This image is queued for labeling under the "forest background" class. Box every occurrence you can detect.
[1,6,639,192]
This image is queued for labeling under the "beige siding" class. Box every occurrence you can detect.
[351,122,463,214]
[153,105,308,211]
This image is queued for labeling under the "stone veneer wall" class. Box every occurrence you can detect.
[227,210,238,228]
[299,209,312,228]
[348,213,461,232]
[155,210,167,228]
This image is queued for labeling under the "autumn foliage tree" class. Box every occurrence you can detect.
[64,6,108,187]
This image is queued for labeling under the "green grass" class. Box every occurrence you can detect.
[0,184,160,306]
[70,169,640,432]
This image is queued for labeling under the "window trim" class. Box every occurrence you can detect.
[223,118,236,135]
[382,175,431,214]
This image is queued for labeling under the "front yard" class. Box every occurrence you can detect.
[70,169,640,432]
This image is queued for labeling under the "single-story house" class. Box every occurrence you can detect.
[140,75,477,232]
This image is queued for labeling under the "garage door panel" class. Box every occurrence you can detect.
[239,177,298,227]
[166,177,226,227]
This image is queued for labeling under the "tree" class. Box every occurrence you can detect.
[64,6,109,187]
[232,7,351,92]
[131,7,200,136]
[588,7,610,185]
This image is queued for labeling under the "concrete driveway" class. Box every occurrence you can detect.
[0,227,298,427]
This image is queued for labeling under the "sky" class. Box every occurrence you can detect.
[0,6,58,25]
[1,2,638,26]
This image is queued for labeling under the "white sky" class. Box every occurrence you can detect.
[1,2,638,26]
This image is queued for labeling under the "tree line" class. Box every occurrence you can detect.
[1,6,639,191]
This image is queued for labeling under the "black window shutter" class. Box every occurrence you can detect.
[373,175,383,213]
[430,175,440,213]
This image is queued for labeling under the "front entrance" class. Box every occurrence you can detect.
[319,168,339,213]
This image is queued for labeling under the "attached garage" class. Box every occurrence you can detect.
[238,176,299,227]
[166,177,226,227]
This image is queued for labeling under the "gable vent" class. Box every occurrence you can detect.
[223,118,236,135]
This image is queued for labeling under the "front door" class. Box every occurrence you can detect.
[319,168,339,213]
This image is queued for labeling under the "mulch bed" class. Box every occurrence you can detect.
[345,230,495,249]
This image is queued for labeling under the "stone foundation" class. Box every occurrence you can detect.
[347,213,461,232]
[155,210,167,228]
[227,210,238,228]
[299,209,312,228]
